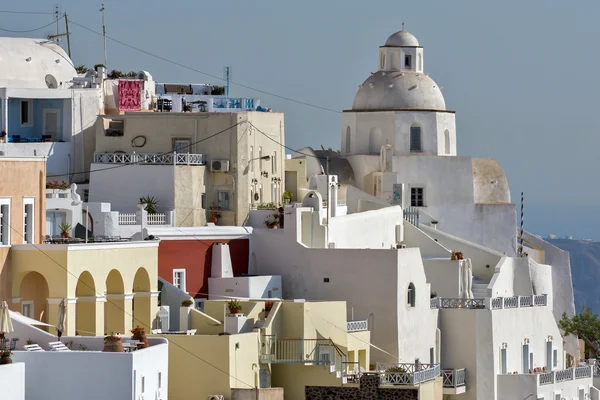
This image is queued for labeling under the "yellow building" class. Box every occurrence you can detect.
[161,299,371,400]
[10,241,159,336]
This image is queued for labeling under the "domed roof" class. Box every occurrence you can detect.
[352,71,445,111]
[0,38,76,89]
[385,30,419,47]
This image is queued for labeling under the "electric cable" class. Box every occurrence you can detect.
[0,15,63,33]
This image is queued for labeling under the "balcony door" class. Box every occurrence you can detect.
[43,109,60,141]
[46,211,66,237]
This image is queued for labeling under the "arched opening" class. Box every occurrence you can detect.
[82,209,94,234]
[76,271,97,336]
[410,124,422,153]
[105,269,125,335]
[418,53,422,71]
[444,129,450,155]
[380,53,385,70]
[407,282,416,307]
[19,272,49,328]
[369,128,382,154]
[132,268,152,330]
[345,126,352,154]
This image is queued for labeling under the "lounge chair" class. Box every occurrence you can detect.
[48,341,70,351]
[24,344,44,352]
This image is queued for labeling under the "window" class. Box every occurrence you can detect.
[553,349,558,368]
[270,183,275,203]
[501,348,507,374]
[407,282,415,307]
[380,53,385,69]
[194,298,205,311]
[249,146,254,172]
[20,100,33,126]
[22,301,33,318]
[429,347,434,365]
[259,147,263,170]
[23,198,34,244]
[410,124,422,152]
[522,343,530,373]
[173,269,187,293]
[546,341,552,370]
[418,53,422,71]
[444,129,450,154]
[173,138,191,153]
[0,200,10,245]
[345,127,351,154]
[217,191,231,210]
[141,376,145,393]
[554,393,561,400]
[411,187,424,207]
[405,54,412,69]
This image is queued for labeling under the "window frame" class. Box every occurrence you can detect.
[172,268,187,293]
[216,190,232,211]
[410,187,425,207]
[0,198,11,246]
[23,197,35,244]
[22,300,34,318]
[20,100,33,127]
[172,138,192,154]
[410,124,422,153]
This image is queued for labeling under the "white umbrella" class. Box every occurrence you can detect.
[0,301,14,348]
[8,310,53,327]
[56,299,66,339]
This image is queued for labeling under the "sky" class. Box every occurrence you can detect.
[2,0,598,239]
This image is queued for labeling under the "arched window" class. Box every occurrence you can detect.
[418,53,422,71]
[369,128,382,154]
[345,126,351,154]
[410,124,422,153]
[407,283,415,307]
[380,53,385,70]
[444,129,450,154]
[405,54,412,69]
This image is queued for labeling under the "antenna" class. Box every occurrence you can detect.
[47,11,71,58]
[223,66,231,98]
[402,21,405,31]
[53,5,61,44]
[100,3,107,70]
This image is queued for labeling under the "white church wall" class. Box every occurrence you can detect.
[253,228,437,364]
[402,221,451,258]
[435,112,456,156]
[394,111,442,156]
[328,206,402,249]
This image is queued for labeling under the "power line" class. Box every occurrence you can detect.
[248,121,327,160]
[0,10,54,15]
[67,19,341,114]
[6,223,255,389]
[0,15,62,33]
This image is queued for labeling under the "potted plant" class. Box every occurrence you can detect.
[139,195,159,214]
[0,348,12,364]
[181,299,194,307]
[59,223,72,238]
[264,301,274,318]
[451,251,464,260]
[264,213,279,229]
[103,334,123,353]
[208,202,222,224]
[131,325,149,349]
[227,299,242,315]
[282,190,293,204]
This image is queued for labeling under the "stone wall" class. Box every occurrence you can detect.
[305,374,418,400]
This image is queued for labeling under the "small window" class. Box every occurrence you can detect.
[380,53,385,69]
[22,301,33,318]
[217,191,231,211]
[105,120,124,136]
[324,278,330,283]
[23,199,34,244]
[405,54,412,69]
[141,376,145,393]
[554,393,561,400]
[173,269,187,292]
[0,201,10,245]
[411,188,424,207]
[444,130,450,154]
[272,152,277,174]
[501,348,507,374]
[553,349,558,368]
[410,124,422,152]
[345,127,351,154]
[579,389,585,400]
[407,282,415,307]
[173,138,191,153]
[21,100,33,126]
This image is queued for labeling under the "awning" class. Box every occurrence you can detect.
[9,310,53,327]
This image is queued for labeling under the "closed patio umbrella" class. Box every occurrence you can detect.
[0,301,14,348]
[56,299,66,340]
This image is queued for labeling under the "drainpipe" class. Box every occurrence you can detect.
[1,93,8,142]
[227,173,237,225]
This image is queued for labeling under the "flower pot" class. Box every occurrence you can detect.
[0,355,12,365]
[228,308,242,315]
[267,225,277,229]
[264,310,270,318]
[60,232,70,238]
[103,340,124,353]
[132,332,149,349]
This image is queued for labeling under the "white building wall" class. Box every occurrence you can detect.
[0,363,25,400]
[328,206,403,249]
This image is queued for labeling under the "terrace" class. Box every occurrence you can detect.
[497,365,593,399]
[430,294,548,309]
[94,151,205,166]
[375,362,441,386]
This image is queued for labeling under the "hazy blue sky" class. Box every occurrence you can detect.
[2,1,598,239]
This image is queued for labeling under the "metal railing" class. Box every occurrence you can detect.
[537,366,592,386]
[403,207,420,227]
[438,298,485,309]
[491,297,503,310]
[378,363,440,386]
[503,296,518,308]
[147,213,167,225]
[442,368,466,388]
[342,362,362,384]
[434,295,548,310]
[347,320,368,332]
[94,152,205,166]
[430,298,439,309]
[118,213,137,225]
[260,336,342,367]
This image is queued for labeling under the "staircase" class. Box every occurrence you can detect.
[471,277,489,298]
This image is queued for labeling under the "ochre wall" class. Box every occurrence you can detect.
[158,239,249,298]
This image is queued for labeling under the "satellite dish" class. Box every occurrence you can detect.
[45,74,58,89]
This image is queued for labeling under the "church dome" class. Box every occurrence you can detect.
[385,30,419,47]
[0,38,76,89]
[352,71,446,111]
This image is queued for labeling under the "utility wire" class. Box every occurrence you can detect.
[0,10,54,15]
[0,15,63,33]
[248,121,328,160]
[6,222,255,389]
[67,19,341,114]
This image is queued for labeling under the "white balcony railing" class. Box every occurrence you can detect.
[537,366,592,386]
[347,320,368,332]
[434,294,548,310]
[438,298,485,309]
[260,336,343,370]
[377,363,440,386]
[147,213,166,225]
[442,368,466,388]
[118,213,137,225]
[94,152,205,166]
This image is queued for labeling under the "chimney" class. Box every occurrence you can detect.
[211,243,233,278]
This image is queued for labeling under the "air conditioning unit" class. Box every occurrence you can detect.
[207,395,224,400]
[210,160,230,172]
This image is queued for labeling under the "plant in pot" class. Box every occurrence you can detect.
[208,202,222,224]
[103,334,123,353]
[131,325,149,349]
[59,223,72,238]
[264,213,279,229]
[282,190,293,204]
[181,299,194,307]
[227,299,242,315]
[139,195,159,214]
[0,348,12,364]
[264,301,274,318]
[451,251,464,260]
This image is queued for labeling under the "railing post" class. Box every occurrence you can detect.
[173,151,177,166]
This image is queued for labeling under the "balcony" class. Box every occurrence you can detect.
[497,366,593,399]
[442,368,466,395]
[260,336,344,374]
[347,320,368,333]
[376,363,440,386]
[431,294,549,310]
[94,152,205,166]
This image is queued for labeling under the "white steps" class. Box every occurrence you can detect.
[472,277,489,298]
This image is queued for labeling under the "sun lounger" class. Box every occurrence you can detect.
[24,344,44,352]
[48,341,71,351]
